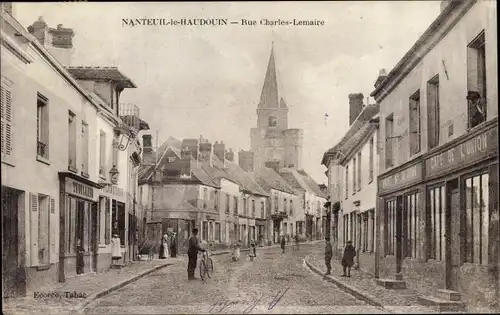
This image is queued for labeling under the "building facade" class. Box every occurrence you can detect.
[371,0,498,309]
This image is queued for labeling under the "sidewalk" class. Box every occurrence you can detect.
[3,257,185,315]
[3,240,324,315]
[305,252,445,314]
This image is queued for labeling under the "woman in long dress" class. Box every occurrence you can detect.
[162,233,170,258]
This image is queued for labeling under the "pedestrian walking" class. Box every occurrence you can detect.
[281,235,286,254]
[294,234,300,251]
[187,227,205,280]
[324,238,333,275]
[161,232,170,259]
[341,240,356,277]
[170,232,177,258]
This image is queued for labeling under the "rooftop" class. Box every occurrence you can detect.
[66,66,137,88]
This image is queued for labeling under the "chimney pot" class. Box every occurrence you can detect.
[378,68,387,76]
[348,93,364,126]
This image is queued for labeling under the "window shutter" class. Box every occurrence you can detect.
[50,198,56,263]
[29,193,39,266]
[1,83,13,156]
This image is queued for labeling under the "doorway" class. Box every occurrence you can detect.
[446,179,460,290]
[76,200,85,275]
[90,203,98,272]
[2,187,22,298]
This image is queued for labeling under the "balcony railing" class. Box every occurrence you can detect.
[37,141,48,159]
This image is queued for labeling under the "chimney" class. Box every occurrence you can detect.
[238,150,254,172]
[28,17,75,66]
[348,93,364,126]
[440,0,452,12]
[181,139,199,160]
[214,141,226,165]
[141,134,155,165]
[198,137,213,167]
[225,148,234,162]
[1,3,13,15]
[374,68,388,89]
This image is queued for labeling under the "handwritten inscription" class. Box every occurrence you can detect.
[208,286,290,313]
[425,128,497,176]
[380,163,421,192]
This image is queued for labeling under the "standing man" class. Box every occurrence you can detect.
[280,235,286,254]
[187,227,205,280]
[324,238,333,275]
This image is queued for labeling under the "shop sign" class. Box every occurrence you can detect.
[379,163,422,193]
[425,127,498,177]
[101,184,124,197]
[66,178,94,200]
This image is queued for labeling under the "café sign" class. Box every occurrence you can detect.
[66,178,95,200]
[425,127,498,177]
[379,163,422,193]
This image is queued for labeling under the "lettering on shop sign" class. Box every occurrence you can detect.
[66,179,94,199]
[380,163,422,193]
[425,127,498,176]
[102,185,124,197]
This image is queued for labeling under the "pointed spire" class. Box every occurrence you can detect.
[258,43,280,109]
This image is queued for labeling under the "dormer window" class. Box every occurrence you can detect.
[268,116,277,127]
[168,157,176,163]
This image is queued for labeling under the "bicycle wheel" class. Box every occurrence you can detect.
[206,258,214,278]
[199,259,206,281]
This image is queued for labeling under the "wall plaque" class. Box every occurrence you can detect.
[379,163,422,193]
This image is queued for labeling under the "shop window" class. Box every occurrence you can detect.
[404,192,420,258]
[464,173,489,265]
[428,186,445,260]
[104,198,110,244]
[467,31,487,129]
[427,76,440,149]
[409,91,421,156]
[215,222,221,242]
[385,114,394,168]
[37,94,50,159]
[345,165,349,198]
[112,200,126,244]
[385,199,396,255]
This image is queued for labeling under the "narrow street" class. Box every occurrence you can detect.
[84,244,389,314]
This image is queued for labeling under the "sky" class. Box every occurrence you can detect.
[13,1,441,185]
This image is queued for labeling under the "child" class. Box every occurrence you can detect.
[248,243,257,261]
[341,240,356,277]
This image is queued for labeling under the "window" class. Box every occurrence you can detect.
[467,31,487,129]
[202,221,208,241]
[409,91,421,155]
[345,166,349,199]
[385,114,394,168]
[68,111,77,170]
[427,76,440,149]
[215,222,221,242]
[112,134,118,170]
[317,201,321,216]
[261,200,265,218]
[252,199,256,218]
[370,209,375,252]
[369,137,374,182]
[168,157,176,163]
[284,198,287,213]
[203,188,208,209]
[243,197,247,216]
[81,121,89,175]
[385,199,396,255]
[98,196,109,245]
[99,131,106,177]
[37,94,49,159]
[274,195,278,213]
[353,157,357,193]
[343,214,349,244]
[32,193,50,265]
[357,152,362,191]
[112,200,126,244]
[428,186,445,260]
[290,200,293,216]
[214,191,219,211]
[404,192,420,258]
[225,193,230,214]
[268,116,277,127]
[233,196,238,215]
[1,79,13,158]
[464,173,489,265]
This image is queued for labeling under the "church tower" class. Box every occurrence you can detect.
[250,43,303,170]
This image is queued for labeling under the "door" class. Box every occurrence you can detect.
[446,182,461,290]
[90,203,98,272]
[2,188,21,297]
[76,200,85,275]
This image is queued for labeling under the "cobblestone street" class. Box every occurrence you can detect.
[84,244,389,314]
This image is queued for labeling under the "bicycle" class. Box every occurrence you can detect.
[199,249,214,281]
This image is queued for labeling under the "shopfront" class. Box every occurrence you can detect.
[58,173,100,282]
[377,120,498,308]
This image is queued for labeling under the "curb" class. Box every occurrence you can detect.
[74,262,173,313]
[304,255,386,310]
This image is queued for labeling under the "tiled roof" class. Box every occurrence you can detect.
[278,170,306,194]
[322,104,379,165]
[189,158,219,188]
[225,162,269,196]
[250,167,295,195]
[297,170,327,198]
[66,66,137,88]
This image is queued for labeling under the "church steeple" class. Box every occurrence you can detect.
[258,44,288,110]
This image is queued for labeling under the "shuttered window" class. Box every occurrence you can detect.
[37,94,49,159]
[29,193,39,266]
[1,80,13,157]
[29,193,51,266]
[82,122,89,175]
[409,91,421,155]
[427,76,440,149]
[68,111,77,170]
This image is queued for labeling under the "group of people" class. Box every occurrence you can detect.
[325,239,356,277]
[159,231,178,259]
